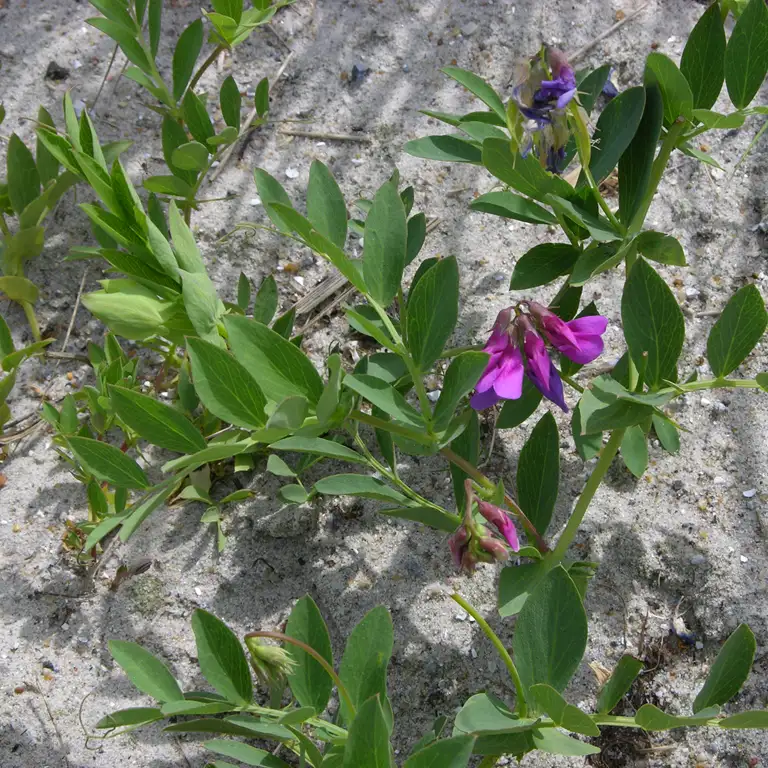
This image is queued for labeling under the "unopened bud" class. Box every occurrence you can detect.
[448,526,471,569]
[478,536,510,562]
[245,637,297,686]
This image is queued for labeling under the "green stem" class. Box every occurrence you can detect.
[556,369,584,394]
[353,433,459,526]
[0,213,10,236]
[440,344,482,359]
[550,428,624,563]
[681,378,763,391]
[451,593,527,718]
[21,300,42,342]
[244,631,356,718]
[186,45,226,97]
[351,409,433,445]
[440,447,549,553]
[581,163,624,233]
[627,121,686,236]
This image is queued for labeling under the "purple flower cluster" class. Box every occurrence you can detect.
[471,302,608,413]
[448,481,520,573]
[512,48,577,173]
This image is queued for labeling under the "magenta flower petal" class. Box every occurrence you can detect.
[492,347,524,400]
[540,312,608,365]
[470,387,502,410]
[524,331,568,412]
[477,501,520,552]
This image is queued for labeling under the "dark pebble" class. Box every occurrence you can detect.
[45,61,70,81]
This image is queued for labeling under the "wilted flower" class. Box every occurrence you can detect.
[245,637,297,686]
[511,47,577,173]
[471,302,608,413]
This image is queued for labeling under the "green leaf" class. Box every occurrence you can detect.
[720,710,768,729]
[162,117,196,185]
[441,66,506,120]
[497,380,542,429]
[342,695,393,768]
[172,19,204,102]
[577,63,613,114]
[403,135,482,164]
[434,352,489,431]
[453,692,538,736]
[634,704,686,731]
[706,284,767,377]
[377,506,459,533]
[7,134,41,215]
[621,258,685,388]
[691,109,746,130]
[204,740,290,767]
[284,595,334,714]
[236,272,251,312]
[406,256,459,371]
[187,337,267,428]
[652,414,680,454]
[314,474,409,504]
[252,274,278,325]
[68,437,149,489]
[255,77,270,117]
[644,52,694,125]
[108,640,184,703]
[693,624,756,713]
[546,195,620,243]
[224,315,324,405]
[343,374,423,427]
[212,0,242,24]
[362,180,406,306]
[148,0,162,57]
[279,484,309,504]
[339,606,393,724]
[165,716,290,738]
[529,684,600,736]
[192,609,253,706]
[498,561,549,618]
[0,314,15,358]
[681,2,727,110]
[596,655,644,714]
[586,86,647,183]
[482,138,572,202]
[181,270,224,346]
[725,0,768,109]
[35,107,59,185]
[510,243,580,291]
[171,141,209,172]
[532,728,600,756]
[168,199,205,273]
[109,385,205,453]
[119,483,174,541]
[516,412,559,536]
[266,396,308,430]
[0,276,39,304]
[513,566,588,697]
[307,160,347,249]
[95,707,164,729]
[406,212,427,266]
[87,17,150,72]
[634,231,686,266]
[269,436,365,465]
[220,75,242,128]
[621,425,648,478]
[470,191,557,225]
[403,735,475,768]
[182,91,215,146]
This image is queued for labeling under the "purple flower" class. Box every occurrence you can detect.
[448,526,473,570]
[522,321,569,412]
[537,64,577,109]
[470,310,524,410]
[529,302,609,364]
[477,501,520,552]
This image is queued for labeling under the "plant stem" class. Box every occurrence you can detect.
[352,432,460,526]
[440,344,482,359]
[351,409,433,444]
[186,45,226,97]
[451,593,527,718]
[21,300,42,342]
[682,378,763,391]
[550,428,624,563]
[0,213,10,236]
[557,369,584,394]
[628,121,687,236]
[440,447,548,552]
[244,630,356,718]
[581,163,623,233]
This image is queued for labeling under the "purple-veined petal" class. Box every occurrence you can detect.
[492,347,524,400]
[471,387,502,410]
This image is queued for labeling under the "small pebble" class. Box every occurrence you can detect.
[470,647,478,659]
[249,197,262,206]
[462,22,479,36]
[285,167,299,179]
[743,488,757,498]
[351,158,365,165]
[700,397,711,406]
[426,390,441,402]
[740,555,749,563]
[714,476,726,485]
[685,287,700,300]
[690,554,706,566]
[402,64,410,73]
[454,611,467,622]
[695,641,704,650]
[194,586,202,596]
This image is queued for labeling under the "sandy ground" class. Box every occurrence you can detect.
[1,0,767,766]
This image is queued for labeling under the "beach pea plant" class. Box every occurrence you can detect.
[97,593,768,765]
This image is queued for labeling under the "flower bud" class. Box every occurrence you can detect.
[448,525,471,569]
[245,637,297,686]
[477,501,520,552]
[478,536,510,562]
